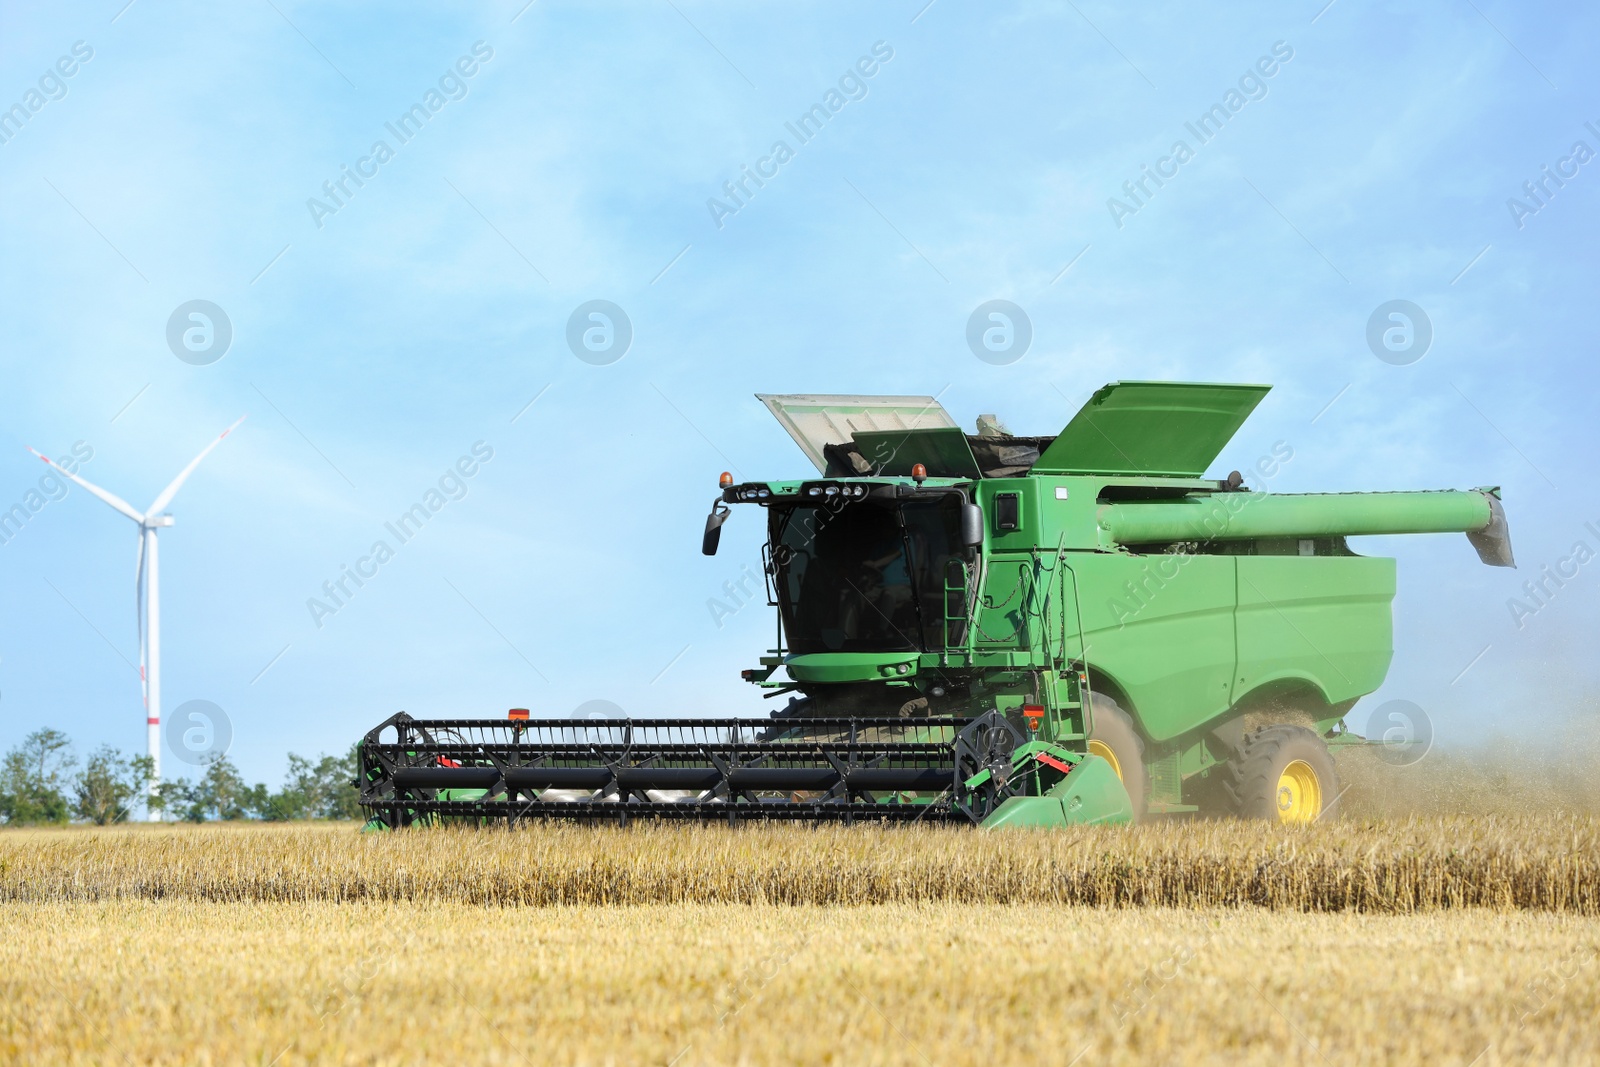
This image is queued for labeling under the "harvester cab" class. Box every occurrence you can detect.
[359,382,1512,830]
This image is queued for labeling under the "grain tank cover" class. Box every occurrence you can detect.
[852,427,984,478]
[1033,381,1272,477]
[756,393,960,473]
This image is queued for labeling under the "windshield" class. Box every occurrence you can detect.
[770,495,972,654]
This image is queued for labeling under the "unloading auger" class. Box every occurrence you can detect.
[359,383,1513,829]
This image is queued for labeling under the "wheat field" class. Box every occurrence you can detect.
[4,815,1598,911]
[6,799,1600,1064]
[4,897,1597,1066]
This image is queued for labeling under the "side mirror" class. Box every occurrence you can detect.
[702,502,731,556]
[961,503,984,547]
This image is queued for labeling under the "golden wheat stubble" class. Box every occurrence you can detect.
[2,817,1597,912]
[2,900,1598,1066]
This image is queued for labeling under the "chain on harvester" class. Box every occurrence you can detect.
[951,711,1028,822]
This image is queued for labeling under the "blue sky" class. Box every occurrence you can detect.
[1,0,1595,787]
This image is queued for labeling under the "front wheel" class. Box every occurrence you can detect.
[1087,693,1148,822]
[1222,724,1340,824]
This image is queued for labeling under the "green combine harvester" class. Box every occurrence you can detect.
[359,382,1512,828]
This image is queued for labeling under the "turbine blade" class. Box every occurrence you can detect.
[26,447,144,522]
[146,416,246,515]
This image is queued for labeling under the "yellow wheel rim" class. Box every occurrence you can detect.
[1087,739,1122,781]
[1275,759,1322,824]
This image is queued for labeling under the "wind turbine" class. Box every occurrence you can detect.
[28,417,245,819]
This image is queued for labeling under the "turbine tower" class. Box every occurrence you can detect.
[29,417,244,819]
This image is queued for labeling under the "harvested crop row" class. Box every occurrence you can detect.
[3,815,1598,912]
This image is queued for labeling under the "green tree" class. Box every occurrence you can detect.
[149,776,193,822]
[257,744,363,821]
[165,755,262,825]
[328,742,364,820]
[0,729,77,825]
[258,753,319,820]
[240,781,273,820]
[72,747,153,825]
[187,756,257,821]
[0,734,363,824]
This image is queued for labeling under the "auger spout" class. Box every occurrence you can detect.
[1097,488,1514,567]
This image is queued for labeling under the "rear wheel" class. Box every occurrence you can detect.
[1223,724,1340,824]
[1087,693,1147,822]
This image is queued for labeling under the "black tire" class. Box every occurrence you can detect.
[1087,693,1148,822]
[1222,724,1340,823]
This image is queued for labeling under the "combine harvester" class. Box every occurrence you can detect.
[359,383,1512,829]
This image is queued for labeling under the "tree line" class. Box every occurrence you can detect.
[0,729,363,825]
